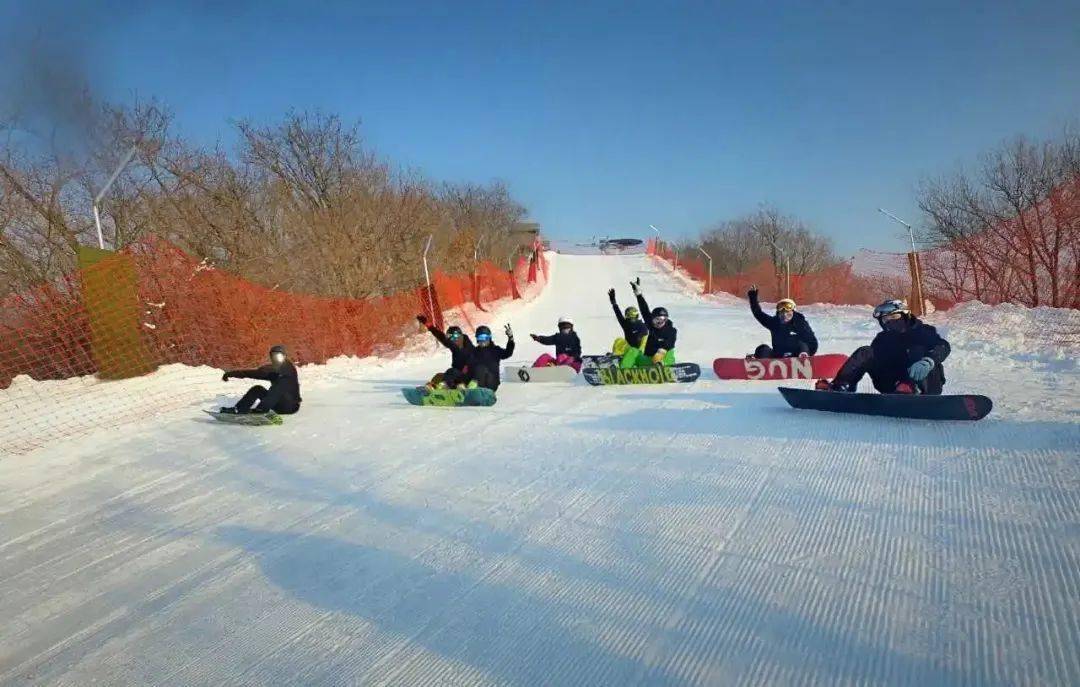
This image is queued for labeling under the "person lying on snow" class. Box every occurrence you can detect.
[530,316,582,371]
[416,313,473,389]
[746,285,818,359]
[607,288,650,360]
[816,299,950,395]
[460,324,515,392]
[622,280,677,368]
[220,344,302,414]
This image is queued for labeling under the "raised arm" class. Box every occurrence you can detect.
[608,288,627,328]
[746,287,772,329]
[532,333,557,345]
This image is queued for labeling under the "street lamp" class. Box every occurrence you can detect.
[698,246,713,294]
[768,239,791,299]
[91,145,139,250]
[878,208,925,315]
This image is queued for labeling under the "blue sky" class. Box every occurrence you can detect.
[2,1,1078,253]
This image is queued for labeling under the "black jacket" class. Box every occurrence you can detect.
[750,293,819,356]
[533,331,581,360]
[870,318,950,376]
[465,337,516,391]
[636,293,677,356]
[227,361,301,405]
[611,301,649,348]
[428,325,473,371]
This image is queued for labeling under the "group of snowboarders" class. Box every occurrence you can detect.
[215,279,952,414]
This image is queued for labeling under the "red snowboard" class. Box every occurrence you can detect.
[713,354,848,381]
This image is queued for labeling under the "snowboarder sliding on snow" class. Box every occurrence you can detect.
[816,299,950,394]
[220,344,302,414]
[461,324,516,391]
[417,314,473,389]
[621,279,676,368]
[530,316,582,372]
[746,285,818,359]
[607,287,650,360]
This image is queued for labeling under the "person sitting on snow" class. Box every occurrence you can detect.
[746,285,818,359]
[607,288,650,360]
[530,316,582,372]
[416,313,473,389]
[220,344,302,414]
[620,280,676,368]
[461,324,515,392]
[816,299,950,395]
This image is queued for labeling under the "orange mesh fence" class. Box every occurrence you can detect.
[1,238,548,455]
[647,238,894,306]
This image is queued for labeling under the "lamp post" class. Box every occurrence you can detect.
[878,208,925,315]
[91,145,138,250]
[768,240,791,299]
[698,246,713,293]
[649,224,662,255]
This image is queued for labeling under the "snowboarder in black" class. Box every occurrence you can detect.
[607,288,649,357]
[417,314,473,389]
[746,285,818,359]
[530,316,582,371]
[627,280,676,367]
[220,344,301,414]
[462,324,515,391]
[817,299,950,395]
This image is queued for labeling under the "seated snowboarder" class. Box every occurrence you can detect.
[816,299,950,395]
[607,287,650,360]
[220,344,301,414]
[461,324,515,392]
[746,285,818,359]
[530,316,582,372]
[619,280,676,368]
[417,313,473,389]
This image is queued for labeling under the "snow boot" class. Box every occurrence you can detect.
[814,378,832,391]
[219,406,240,414]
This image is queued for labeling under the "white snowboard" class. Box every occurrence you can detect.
[504,365,578,383]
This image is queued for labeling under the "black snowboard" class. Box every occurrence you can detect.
[583,362,701,386]
[778,387,992,421]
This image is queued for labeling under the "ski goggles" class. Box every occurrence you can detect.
[558,324,573,332]
[651,315,668,326]
[877,311,904,322]
[448,331,463,340]
[776,302,795,313]
[476,332,493,342]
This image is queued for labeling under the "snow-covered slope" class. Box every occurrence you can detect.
[1,254,1077,686]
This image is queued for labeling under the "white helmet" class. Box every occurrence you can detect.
[557,315,574,327]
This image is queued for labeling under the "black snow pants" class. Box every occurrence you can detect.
[236,385,301,414]
[753,341,810,359]
[833,345,945,395]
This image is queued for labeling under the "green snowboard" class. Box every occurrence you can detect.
[401,386,497,407]
[203,410,284,425]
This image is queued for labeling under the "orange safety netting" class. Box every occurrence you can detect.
[1,237,548,454]
[647,239,898,307]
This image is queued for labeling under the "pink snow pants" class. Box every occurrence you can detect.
[533,353,582,372]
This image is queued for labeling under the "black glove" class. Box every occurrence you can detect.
[630,280,641,295]
[504,323,514,338]
[222,371,231,381]
[416,313,428,325]
[607,288,616,304]
[530,334,539,341]
[747,285,758,299]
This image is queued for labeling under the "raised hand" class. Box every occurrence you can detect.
[222,371,232,381]
[416,313,428,325]
[504,323,514,338]
[747,285,758,298]
[630,280,641,295]
[607,287,616,303]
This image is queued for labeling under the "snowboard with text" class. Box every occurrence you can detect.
[203,410,284,425]
[401,386,497,407]
[713,354,847,380]
[583,363,701,386]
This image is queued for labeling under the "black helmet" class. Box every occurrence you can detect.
[872,299,911,329]
[475,325,492,337]
[269,344,287,355]
[650,307,668,318]
[446,325,463,337]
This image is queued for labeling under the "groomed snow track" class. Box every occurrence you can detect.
[1,254,1078,686]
